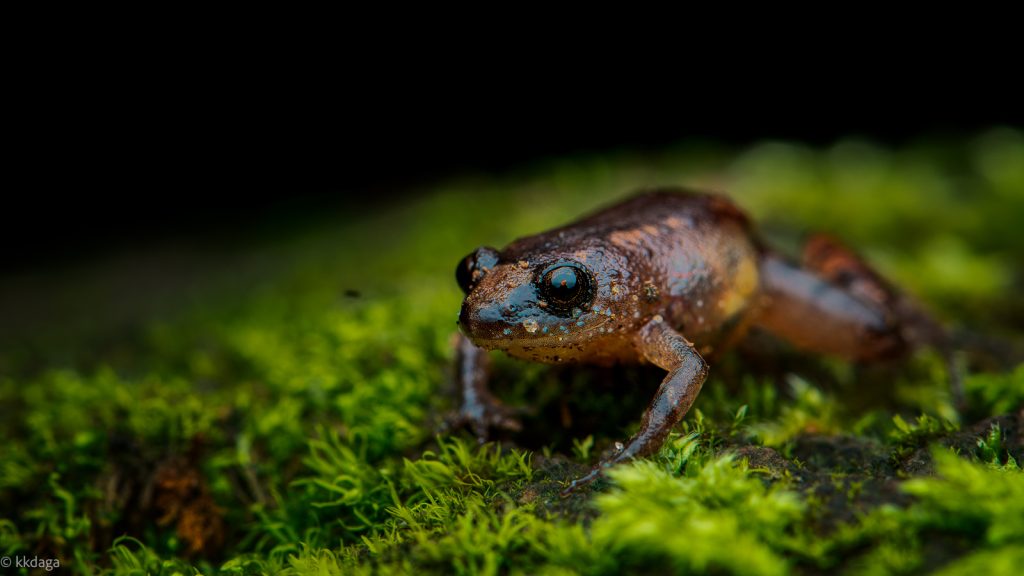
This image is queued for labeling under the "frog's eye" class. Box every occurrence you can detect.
[537,263,594,314]
[456,246,500,294]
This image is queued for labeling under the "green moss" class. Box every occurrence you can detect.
[888,413,960,463]
[931,546,1024,576]
[902,449,1024,543]
[588,455,804,576]
[748,376,843,447]
[967,364,1024,417]
[1,129,1022,574]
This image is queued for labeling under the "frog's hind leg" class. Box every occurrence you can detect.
[754,234,963,406]
[801,234,957,358]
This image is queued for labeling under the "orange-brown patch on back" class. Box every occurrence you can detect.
[609,228,647,250]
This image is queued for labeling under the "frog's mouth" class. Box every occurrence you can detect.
[459,305,615,355]
[466,332,620,365]
[465,334,563,352]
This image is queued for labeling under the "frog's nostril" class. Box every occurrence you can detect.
[459,300,509,339]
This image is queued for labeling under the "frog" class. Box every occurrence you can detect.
[451,188,959,494]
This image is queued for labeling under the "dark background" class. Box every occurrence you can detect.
[7,98,1021,275]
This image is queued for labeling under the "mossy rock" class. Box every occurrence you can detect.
[1,129,1023,575]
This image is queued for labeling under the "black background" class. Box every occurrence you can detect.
[6,92,1021,274]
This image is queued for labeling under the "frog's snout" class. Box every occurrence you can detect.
[457,298,504,340]
[457,302,472,333]
[457,262,543,344]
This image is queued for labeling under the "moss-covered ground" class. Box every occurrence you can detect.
[2,129,1023,575]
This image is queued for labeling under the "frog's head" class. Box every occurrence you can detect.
[455,245,627,362]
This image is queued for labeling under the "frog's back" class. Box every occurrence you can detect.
[585,190,762,353]
[505,188,763,358]
[506,189,754,256]
[575,189,753,233]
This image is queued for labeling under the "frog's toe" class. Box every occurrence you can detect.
[443,402,523,443]
[472,404,523,442]
[488,404,524,432]
[560,465,605,497]
[462,416,490,444]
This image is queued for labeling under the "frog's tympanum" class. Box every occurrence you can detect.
[453,189,957,493]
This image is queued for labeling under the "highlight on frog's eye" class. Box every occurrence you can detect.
[544,266,580,297]
[537,262,594,313]
[3,114,1021,575]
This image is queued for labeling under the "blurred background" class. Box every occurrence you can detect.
[4,107,1017,272]
[3,107,1022,368]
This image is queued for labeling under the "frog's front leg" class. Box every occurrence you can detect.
[448,333,523,443]
[562,318,708,495]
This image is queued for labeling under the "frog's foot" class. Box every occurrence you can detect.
[444,397,524,444]
[560,465,604,496]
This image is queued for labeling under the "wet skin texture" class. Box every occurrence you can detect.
[452,189,957,494]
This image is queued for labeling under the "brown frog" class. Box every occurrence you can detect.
[452,189,958,493]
